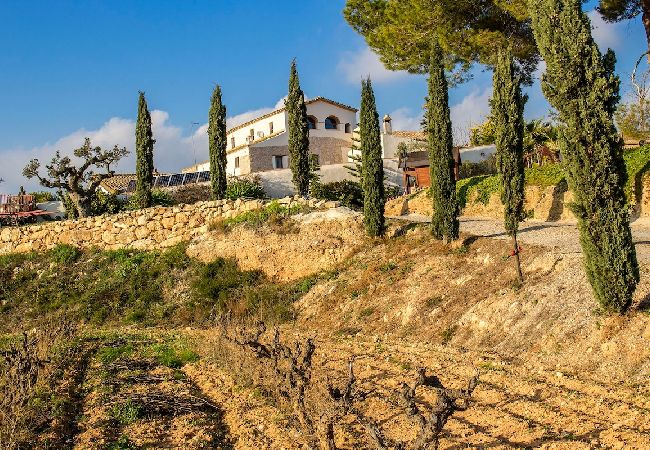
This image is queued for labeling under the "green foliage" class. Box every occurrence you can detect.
[0,241,317,330]
[220,201,306,230]
[208,85,228,199]
[310,180,364,209]
[524,163,566,188]
[343,0,538,84]
[135,92,155,209]
[191,255,299,323]
[49,244,81,265]
[96,344,134,364]
[29,191,56,203]
[110,399,142,425]
[147,343,198,368]
[225,177,266,200]
[126,189,175,210]
[492,48,526,236]
[530,0,639,312]
[106,435,140,450]
[470,120,497,146]
[615,101,650,140]
[91,190,123,215]
[427,43,459,242]
[598,0,644,23]
[286,60,311,196]
[192,258,263,311]
[360,78,386,237]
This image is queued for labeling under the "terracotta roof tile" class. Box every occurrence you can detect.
[100,174,137,194]
[392,131,427,140]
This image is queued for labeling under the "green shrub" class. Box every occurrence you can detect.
[49,244,81,265]
[524,163,566,187]
[148,343,198,368]
[110,400,142,425]
[29,191,57,203]
[310,180,364,209]
[225,177,266,200]
[91,190,124,215]
[222,201,306,229]
[126,189,175,210]
[192,258,263,311]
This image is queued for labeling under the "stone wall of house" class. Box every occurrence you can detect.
[248,137,351,172]
[0,197,340,255]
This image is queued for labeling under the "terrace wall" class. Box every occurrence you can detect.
[0,197,338,255]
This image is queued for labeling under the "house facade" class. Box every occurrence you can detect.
[183,97,358,176]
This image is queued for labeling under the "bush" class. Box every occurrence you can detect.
[126,189,175,210]
[221,201,307,230]
[225,176,266,200]
[91,190,124,215]
[310,180,364,209]
[29,191,57,203]
[49,244,81,265]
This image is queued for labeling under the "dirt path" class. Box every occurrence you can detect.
[395,214,650,263]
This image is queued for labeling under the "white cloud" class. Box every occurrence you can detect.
[587,9,621,50]
[450,88,492,145]
[1,100,287,193]
[389,107,423,132]
[385,87,492,146]
[338,47,409,84]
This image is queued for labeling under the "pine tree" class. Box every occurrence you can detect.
[208,85,227,199]
[492,48,527,284]
[427,43,459,243]
[360,78,385,237]
[135,91,155,208]
[529,0,639,312]
[286,60,311,196]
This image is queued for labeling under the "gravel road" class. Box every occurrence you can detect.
[397,214,650,263]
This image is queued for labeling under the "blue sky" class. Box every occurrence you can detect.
[0,0,647,192]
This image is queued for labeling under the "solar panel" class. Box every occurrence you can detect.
[183,172,198,184]
[126,180,136,192]
[168,173,184,187]
[198,171,210,182]
[155,175,170,187]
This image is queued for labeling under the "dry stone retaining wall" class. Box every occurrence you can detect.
[0,197,340,255]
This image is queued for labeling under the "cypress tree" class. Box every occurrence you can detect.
[360,78,385,237]
[492,48,527,284]
[135,91,155,208]
[286,60,311,196]
[208,85,227,199]
[427,43,459,243]
[529,0,639,312]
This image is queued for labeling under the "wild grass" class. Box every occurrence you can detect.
[1,242,320,330]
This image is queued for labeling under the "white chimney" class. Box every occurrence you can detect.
[383,114,392,135]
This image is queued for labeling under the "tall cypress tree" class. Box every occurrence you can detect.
[360,78,385,237]
[135,91,155,208]
[492,48,527,283]
[208,85,227,199]
[529,0,639,312]
[427,43,459,243]
[286,60,311,196]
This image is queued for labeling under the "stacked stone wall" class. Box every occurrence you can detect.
[0,197,338,255]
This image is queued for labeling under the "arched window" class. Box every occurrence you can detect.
[307,116,317,130]
[344,123,351,133]
[325,116,339,130]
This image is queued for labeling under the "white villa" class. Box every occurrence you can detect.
[183,97,358,176]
